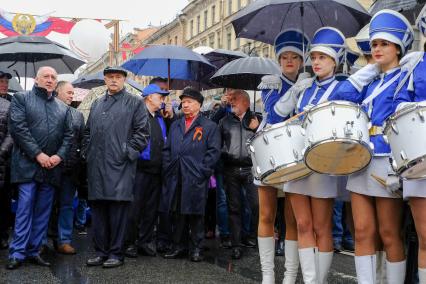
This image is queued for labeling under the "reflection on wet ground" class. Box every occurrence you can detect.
[0,233,356,283]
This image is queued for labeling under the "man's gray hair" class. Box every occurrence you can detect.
[36,66,57,78]
[232,89,250,104]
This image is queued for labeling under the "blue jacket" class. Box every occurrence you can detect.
[330,68,402,156]
[297,76,342,114]
[261,75,295,124]
[159,115,221,215]
[393,53,426,108]
[139,114,167,160]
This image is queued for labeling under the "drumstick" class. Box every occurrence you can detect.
[286,111,306,123]
[370,174,402,198]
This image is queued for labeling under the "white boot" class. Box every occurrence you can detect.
[419,267,426,284]
[386,260,406,284]
[258,237,275,284]
[299,247,318,284]
[376,251,387,284]
[318,251,333,284]
[283,240,299,284]
[355,255,377,284]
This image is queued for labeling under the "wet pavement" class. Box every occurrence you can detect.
[0,233,357,283]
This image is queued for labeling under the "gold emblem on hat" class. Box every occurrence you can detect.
[12,14,37,35]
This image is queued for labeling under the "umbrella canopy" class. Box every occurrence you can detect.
[8,77,23,93]
[122,45,216,82]
[369,0,426,23]
[72,72,144,92]
[210,56,281,90]
[204,49,248,68]
[231,0,371,44]
[0,36,85,78]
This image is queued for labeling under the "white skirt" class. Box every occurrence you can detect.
[283,173,339,199]
[254,178,285,197]
[347,156,401,199]
[403,179,426,199]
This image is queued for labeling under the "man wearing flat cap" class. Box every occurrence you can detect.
[124,84,170,258]
[160,87,221,262]
[82,66,150,268]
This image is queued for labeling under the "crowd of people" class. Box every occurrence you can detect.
[1,6,426,284]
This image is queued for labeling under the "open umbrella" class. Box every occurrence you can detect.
[203,49,248,68]
[72,71,144,92]
[210,56,281,112]
[122,45,216,90]
[231,0,371,45]
[0,36,85,88]
[369,0,426,23]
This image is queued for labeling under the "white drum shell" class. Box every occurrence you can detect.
[385,103,426,179]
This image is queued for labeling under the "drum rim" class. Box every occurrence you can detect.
[259,161,312,185]
[303,138,373,176]
[384,104,426,134]
[398,154,426,180]
[248,120,303,143]
[262,169,313,185]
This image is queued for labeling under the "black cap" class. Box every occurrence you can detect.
[179,87,204,105]
[0,70,12,79]
[103,66,127,77]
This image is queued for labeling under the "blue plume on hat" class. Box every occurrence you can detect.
[274,29,310,60]
[416,4,426,37]
[369,9,414,56]
[355,24,371,55]
[310,27,346,66]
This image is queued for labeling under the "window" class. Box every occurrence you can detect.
[209,34,215,48]
[227,29,232,50]
[204,10,208,30]
[174,36,178,45]
[217,31,221,48]
[236,38,240,49]
[263,46,269,58]
[212,5,216,25]
[228,0,232,16]
[190,20,194,38]
[197,15,200,34]
[201,38,207,46]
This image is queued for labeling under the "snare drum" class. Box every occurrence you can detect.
[248,120,311,185]
[302,100,373,175]
[384,102,426,179]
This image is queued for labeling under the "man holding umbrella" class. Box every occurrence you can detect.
[83,66,149,268]
[160,88,221,262]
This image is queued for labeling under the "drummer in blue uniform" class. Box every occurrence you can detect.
[275,26,346,283]
[391,6,426,283]
[330,9,414,283]
[256,29,309,284]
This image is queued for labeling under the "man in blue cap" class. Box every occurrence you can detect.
[124,84,170,258]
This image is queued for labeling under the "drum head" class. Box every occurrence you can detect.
[263,163,312,185]
[305,140,372,175]
[401,157,426,180]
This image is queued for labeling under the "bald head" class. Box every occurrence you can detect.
[35,66,58,94]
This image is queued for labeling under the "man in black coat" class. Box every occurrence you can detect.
[0,70,13,250]
[160,88,221,262]
[83,67,149,268]
[219,90,260,260]
[7,66,73,269]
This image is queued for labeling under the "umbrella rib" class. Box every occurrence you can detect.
[279,3,293,33]
[309,2,326,27]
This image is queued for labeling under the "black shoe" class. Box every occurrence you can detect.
[27,255,51,267]
[220,236,232,249]
[86,256,107,266]
[102,258,123,268]
[125,245,138,258]
[0,238,8,249]
[190,248,203,262]
[275,240,284,256]
[241,238,256,248]
[231,247,242,260]
[163,248,187,259]
[6,257,23,270]
[138,244,156,257]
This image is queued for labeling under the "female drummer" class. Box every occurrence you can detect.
[330,9,414,283]
[256,29,309,284]
[391,8,426,283]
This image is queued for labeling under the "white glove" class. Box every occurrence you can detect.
[386,174,401,194]
[348,63,380,92]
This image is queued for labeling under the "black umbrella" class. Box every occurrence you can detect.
[0,36,85,89]
[369,0,426,23]
[203,49,248,68]
[72,72,144,92]
[231,0,371,44]
[210,56,281,112]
